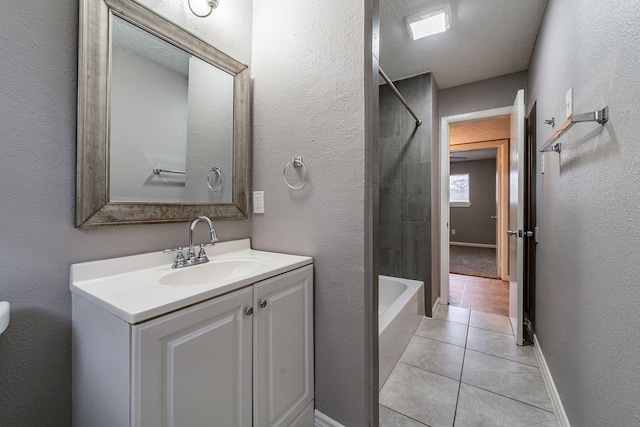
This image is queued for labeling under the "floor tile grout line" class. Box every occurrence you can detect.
[467,324,514,335]
[416,317,470,345]
[410,332,469,348]
[434,311,471,325]
[457,381,557,414]
[413,332,467,348]
[468,324,514,338]
[398,359,463,382]
[452,312,471,425]
[395,361,463,385]
[434,319,470,326]
[379,404,432,426]
[463,347,540,368]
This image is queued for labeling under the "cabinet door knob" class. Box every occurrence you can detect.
[245,306,254,316]
[260,299,267,308]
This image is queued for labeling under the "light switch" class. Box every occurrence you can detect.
[451,229,456,235]
[253,191,264,214]
[565,87,573,119]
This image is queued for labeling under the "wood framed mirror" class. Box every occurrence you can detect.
[76,0,250,227]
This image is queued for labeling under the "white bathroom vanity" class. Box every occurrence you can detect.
[71,239,313,427]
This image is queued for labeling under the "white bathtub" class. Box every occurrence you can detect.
[379,275,424,390]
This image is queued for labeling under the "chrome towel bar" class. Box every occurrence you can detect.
[540,106,608,153]
[152,168,185,175]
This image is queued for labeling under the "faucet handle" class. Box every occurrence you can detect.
[164,247,186,269]
[197,244,210,263]
[163,246,185,255]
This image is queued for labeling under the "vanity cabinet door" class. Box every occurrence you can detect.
[132,287,253,427]
[253,266,314,427]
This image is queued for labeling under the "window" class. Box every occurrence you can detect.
[450,173,471,207]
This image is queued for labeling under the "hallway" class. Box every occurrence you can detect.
[379,306,557,426]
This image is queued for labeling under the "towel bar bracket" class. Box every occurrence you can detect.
[539,106,608,153]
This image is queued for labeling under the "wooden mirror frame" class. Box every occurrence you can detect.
[76,0,250,227]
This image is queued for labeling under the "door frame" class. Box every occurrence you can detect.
[440,106,512,305]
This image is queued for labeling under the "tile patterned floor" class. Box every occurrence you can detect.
[448,274,510,316]
[379,306,558,427]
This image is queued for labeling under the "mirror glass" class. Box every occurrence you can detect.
[109,15,233,204]
[76,0,249,227]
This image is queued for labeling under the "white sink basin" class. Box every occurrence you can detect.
[70,239,312,323]
[158,258,268,286]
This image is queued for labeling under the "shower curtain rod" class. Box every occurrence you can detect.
[378,67,422,127]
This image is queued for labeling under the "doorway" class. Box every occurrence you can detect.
[439,106,513,311]
[448,144,511,316]
[440,90,531,344]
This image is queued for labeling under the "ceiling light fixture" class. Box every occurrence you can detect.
[405,7,450,40]
[188,0,220,18]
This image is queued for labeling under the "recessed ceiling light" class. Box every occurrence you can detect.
[405,7,450,40]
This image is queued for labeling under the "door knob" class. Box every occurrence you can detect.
[245,306,254,316]
[507,230,534,238]
[260,299,267,308]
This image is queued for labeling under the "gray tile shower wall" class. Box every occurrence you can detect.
[379,73,435,315]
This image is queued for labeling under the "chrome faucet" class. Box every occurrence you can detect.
[164,216,219,268]
[187,215,218,262]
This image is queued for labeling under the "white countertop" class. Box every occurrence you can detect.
[0,302,9,335]
[70,239,312,323]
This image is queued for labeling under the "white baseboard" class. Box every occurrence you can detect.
[314,410,346,427]
[533,335,571,427]
[450,242,496,248]
[431,296,441,318]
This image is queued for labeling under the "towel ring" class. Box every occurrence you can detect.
[283,157,308,190]
[207,166,224,192]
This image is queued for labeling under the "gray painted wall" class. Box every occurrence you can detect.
[450,159,497,245]
[0,1,252,424]
[439,71,527,118]
[379,73,436,316]
[251,0,373,425]
[527,0,640,425]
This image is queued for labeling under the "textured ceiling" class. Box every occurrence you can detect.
[113,15,190,76]
[380,0,547,88]
[450,116,510,145]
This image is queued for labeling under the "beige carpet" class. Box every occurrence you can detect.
[449,245,498,279]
